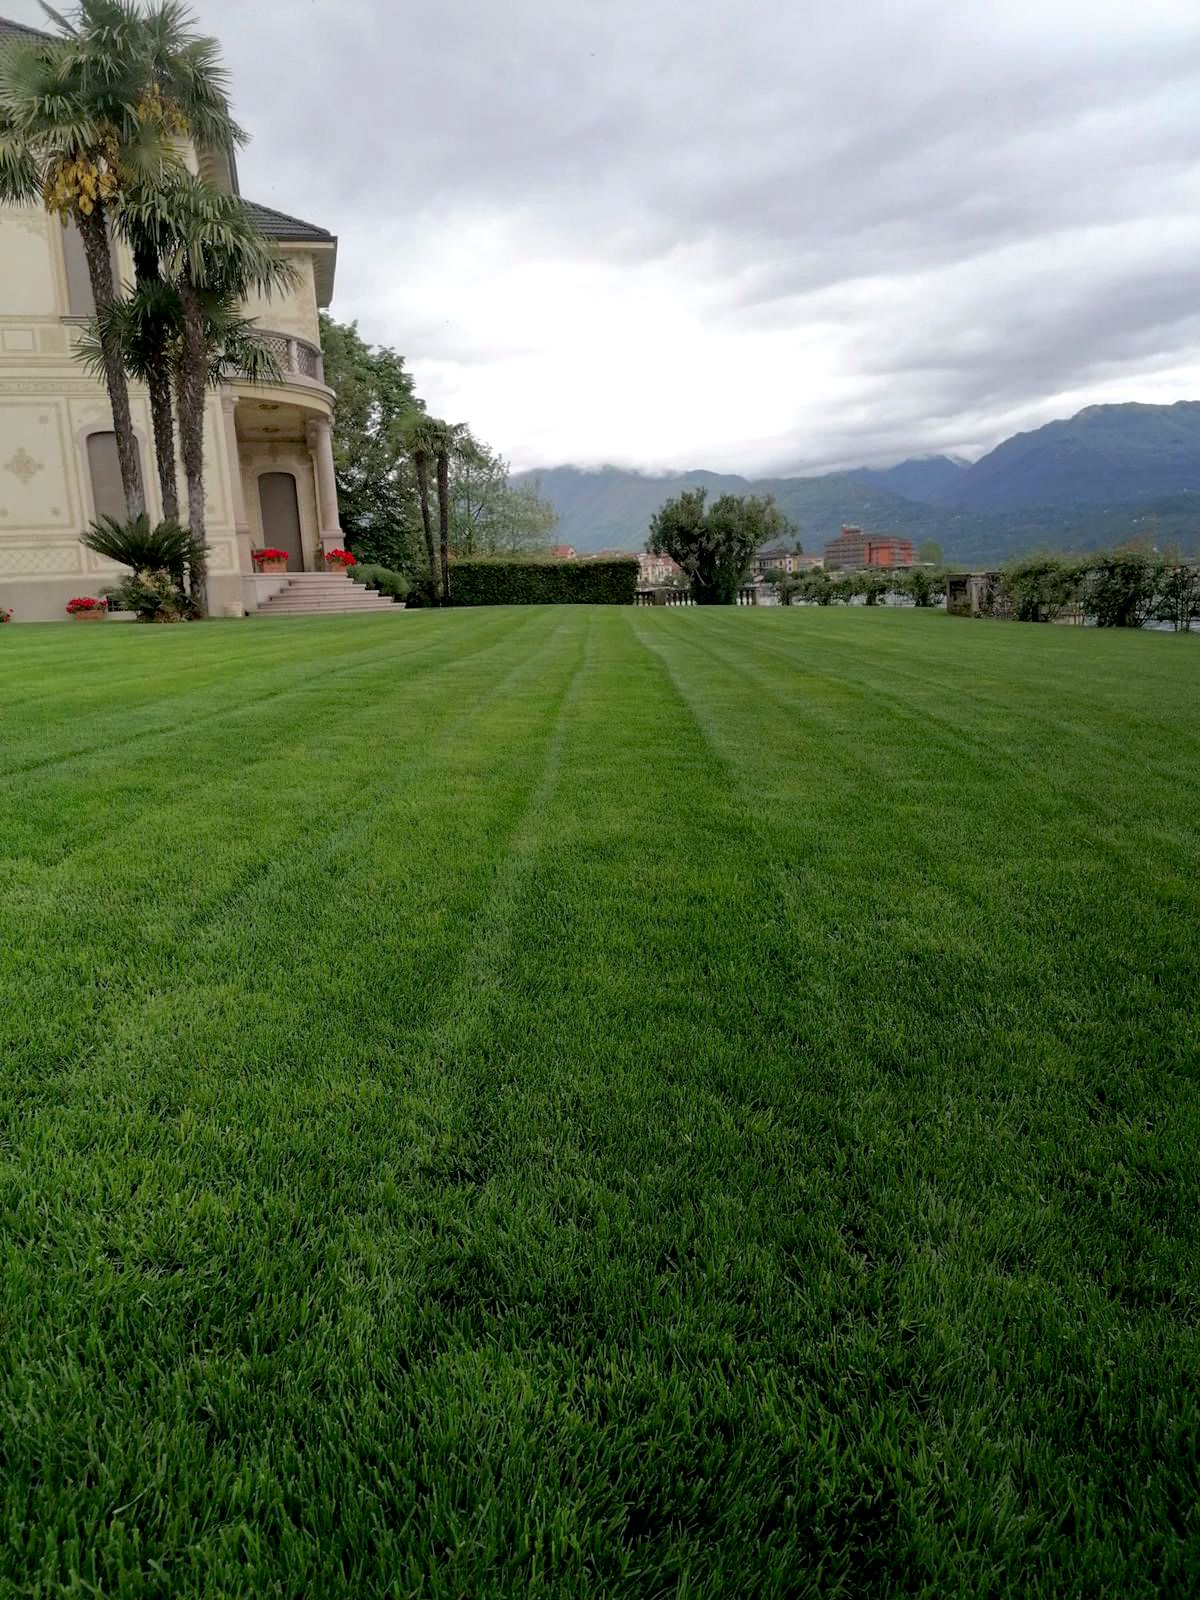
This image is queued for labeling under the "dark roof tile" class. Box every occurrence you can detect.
[242,199,334,243]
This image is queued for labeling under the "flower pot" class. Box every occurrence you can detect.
[257,558,288,575]
[71,609,107,622]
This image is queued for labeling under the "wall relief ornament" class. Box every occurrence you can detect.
[4,448,43,486]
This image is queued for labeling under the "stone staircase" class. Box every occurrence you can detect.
[253,572,403,618]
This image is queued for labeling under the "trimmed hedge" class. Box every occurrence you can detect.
[450,557,639,606]
[349,563,410,600]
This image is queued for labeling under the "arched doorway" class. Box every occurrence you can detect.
[257,472,304,570]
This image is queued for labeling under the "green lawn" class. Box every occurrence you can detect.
[2,606,1198,1597]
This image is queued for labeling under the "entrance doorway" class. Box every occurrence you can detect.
[257,472,304,569]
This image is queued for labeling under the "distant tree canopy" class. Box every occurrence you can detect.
[320,315,558,582]
[449,435,559,556]
[649,490,794,604]
[319,315,422,570]
[918,539,943,564]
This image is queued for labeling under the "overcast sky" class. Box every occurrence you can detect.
[11,0,1200,474]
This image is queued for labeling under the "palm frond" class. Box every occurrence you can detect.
[81,511,203,576]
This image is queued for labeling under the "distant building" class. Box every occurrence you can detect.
[638,551,684,585]
[549,544,578,560]
[823,525,915,569]
[750,543,804,576]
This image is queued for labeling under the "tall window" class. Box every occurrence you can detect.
[61,219,123,317]
[86,432,127,523]
[62,220,94,316]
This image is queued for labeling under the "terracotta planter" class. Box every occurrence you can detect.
[257,558,288,575]
[325,561,353,574]
[71,608,107,622]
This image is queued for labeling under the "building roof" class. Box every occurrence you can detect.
[0,15,51,44]
[242,199,335,244]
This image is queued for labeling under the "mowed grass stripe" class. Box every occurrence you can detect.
[1,607,1198,1597]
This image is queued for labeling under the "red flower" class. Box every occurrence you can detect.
[325,548,356,566]
[252,547,290,563]
[65,596,105,613]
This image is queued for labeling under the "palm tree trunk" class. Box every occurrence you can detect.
[415,452,438,598]
[436,448,451,605]
[177,277,209,615]
[133,241,179,523]
[76,203,145,519]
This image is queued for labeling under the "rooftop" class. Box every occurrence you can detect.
[242,199,335,244]
[0,15,50,44]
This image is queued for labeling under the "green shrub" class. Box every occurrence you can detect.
[1003,554,1086,622]
[349,564,410,600]
[81,514,204,587]
[1085,547,1165,628]
[450,558,638,606]
[103,568,190,622]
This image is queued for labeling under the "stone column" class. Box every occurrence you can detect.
[221,390,256,614]
[306,415,343,556]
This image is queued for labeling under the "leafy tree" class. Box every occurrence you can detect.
[798,568,835,605]
[319,315,422,570]
[1003,553,1086,622]
[448,434,558,556]
[904,566,945,608]
[854,568,890,606]
[1155,557,1200,632]
[1085,546,1165,628]
[649,489,793,605]
[918,539,943,564]
[0,0,242,519]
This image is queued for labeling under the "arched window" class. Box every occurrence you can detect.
[86,432,127,523]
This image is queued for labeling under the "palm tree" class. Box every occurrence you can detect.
[0,1,243,520]
[120,172,295,592]
[428,420,467,606]
[398,411,441,598]
[78,273,285,532]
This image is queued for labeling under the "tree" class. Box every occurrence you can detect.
[1155,557,1200,632]
[918,539,943,565]
[423,418,466,606]
[854,568,890,607]
[0,0,243,520]
[77,279,284,533]
[1085,545,1165,628]
[447,433,559,557]
[120,172,294,609]
[319,315,422,570]
[904,566,944,608]
[1003,553,1086,622]
[398,411,442,596]
[648,489,793,605]
[798,567,835,605]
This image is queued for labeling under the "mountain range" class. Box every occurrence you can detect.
[515,402,1200,564]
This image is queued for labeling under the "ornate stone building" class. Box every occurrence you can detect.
[0,14,345,620]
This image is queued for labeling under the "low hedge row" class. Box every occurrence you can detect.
[349,563,410,600]
[450,557,639,606]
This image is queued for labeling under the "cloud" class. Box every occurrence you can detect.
[8,0,1200,472]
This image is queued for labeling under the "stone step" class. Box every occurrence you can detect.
[258,600,398,613]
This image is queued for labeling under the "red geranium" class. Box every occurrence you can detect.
[325,548,356,567]
[65,596,106,614]
[252,547,290,564]
[0,608,12,624]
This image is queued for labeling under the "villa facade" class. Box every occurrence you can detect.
[0,14,345,620]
